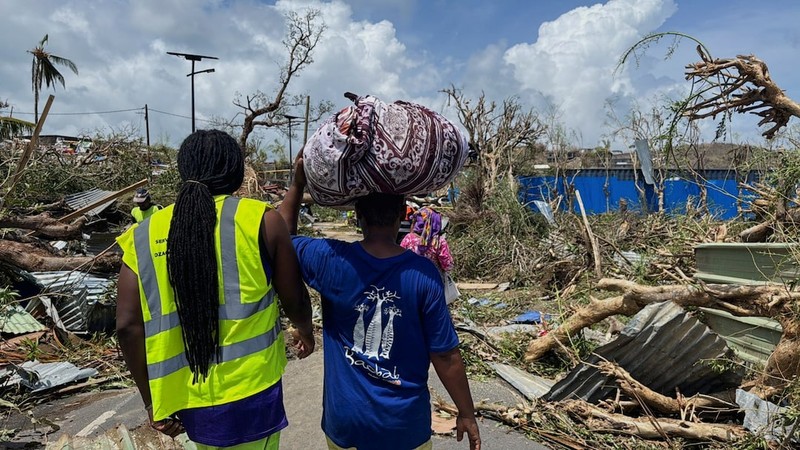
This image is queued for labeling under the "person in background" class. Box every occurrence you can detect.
[400,207,454,282]
[116,130,314,450]
[130,188,162,223]
[280,156,480,450]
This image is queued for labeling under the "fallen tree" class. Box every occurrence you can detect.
[0,239,120,273]
[598,361,738,417]
[561,399,747,442]
[0,213,87,239]
[525,278,800,399]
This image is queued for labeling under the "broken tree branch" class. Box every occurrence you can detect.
[561,400,746,442]
[598,361,737,416]
[0,239,120,273]
[684,51,800,139]
[526,278,800,398]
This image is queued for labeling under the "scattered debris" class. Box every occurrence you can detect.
[546,301,741,403]
[0,304,45,334]
[26,271,115,334]
[0,360,98,392]
[491,363,554,400]
[700,307,782,365]
[510,310,552,325]
[457,283,499,290]
[736,388,798,443]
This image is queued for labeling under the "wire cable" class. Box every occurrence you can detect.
[11,107,144,116]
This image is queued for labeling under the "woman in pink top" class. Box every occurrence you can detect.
[400,207,459,303]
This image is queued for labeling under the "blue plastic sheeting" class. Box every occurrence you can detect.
[519,169,759,219]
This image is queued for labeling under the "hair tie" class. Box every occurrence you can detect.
[185,179,206,186]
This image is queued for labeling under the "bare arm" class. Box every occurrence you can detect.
[278,155,306,235]
[262,209,314,357]
[116,264,151,407]
[431,347,481,450]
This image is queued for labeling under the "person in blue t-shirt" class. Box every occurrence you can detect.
[279,156,481,450]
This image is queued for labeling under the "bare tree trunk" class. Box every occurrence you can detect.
[0,213,87,239]
[0,240,120,273]
[561,400,746,441]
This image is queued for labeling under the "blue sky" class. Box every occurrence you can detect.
[2,0,799,150]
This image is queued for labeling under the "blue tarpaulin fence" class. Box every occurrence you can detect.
[518,169,760,219]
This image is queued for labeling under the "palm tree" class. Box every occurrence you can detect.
[0,101,34,141]
[28,34,78,123]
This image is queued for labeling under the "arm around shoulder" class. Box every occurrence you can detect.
[263,210,315,357]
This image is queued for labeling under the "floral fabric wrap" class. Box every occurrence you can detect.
[303,93,469,207]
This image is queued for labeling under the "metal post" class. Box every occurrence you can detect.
[167,52,218,134]
[287,118,294,182]
[191,60,196,133]
[283,114,302,183]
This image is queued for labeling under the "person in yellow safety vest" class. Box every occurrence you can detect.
[116,130,315,450]
[130,188,162,223]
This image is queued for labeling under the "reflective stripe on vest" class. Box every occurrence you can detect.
[133,197,278,380]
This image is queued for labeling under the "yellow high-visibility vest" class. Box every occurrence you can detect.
[116,196,286,421]
[131,204,162,223]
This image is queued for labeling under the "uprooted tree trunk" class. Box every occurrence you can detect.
[0,213,87,239]
[684,48,800,139]
[0,239,120,273]
[738,182,800,242]
[525,278,800,399]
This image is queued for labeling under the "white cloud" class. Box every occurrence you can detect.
[500,0,678,146]
[0,0,434,148]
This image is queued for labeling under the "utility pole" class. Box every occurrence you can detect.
[303,95,311,145]
[166,52,218,133]
[144,104,150,147]
[283,114,301,183]
[144,104,151,177]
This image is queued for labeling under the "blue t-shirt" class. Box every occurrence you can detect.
[293,237,459,450]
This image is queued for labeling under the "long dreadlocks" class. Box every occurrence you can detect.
[166,130,244,383]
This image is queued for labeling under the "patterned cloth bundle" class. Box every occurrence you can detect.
[303,93,469,207]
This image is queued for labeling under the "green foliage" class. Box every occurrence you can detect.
[2,132,177,209]
[449,178,548,285]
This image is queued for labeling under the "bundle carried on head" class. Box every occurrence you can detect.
[303,93,469,207]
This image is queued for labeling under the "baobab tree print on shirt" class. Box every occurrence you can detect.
[346,286,403,385]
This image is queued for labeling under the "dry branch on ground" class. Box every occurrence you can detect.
[525,278,800,399]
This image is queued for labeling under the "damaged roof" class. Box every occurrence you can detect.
[547,301,742,403]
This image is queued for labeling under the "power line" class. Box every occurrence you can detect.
[10,106,218,124]
[12,107,144,116]
[148,108,217,123]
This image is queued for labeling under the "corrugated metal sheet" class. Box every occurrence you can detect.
[546,301,742,403]
[64,188,116,218]
[0,360,98,392]
[0,304,45,334]
[694,243,799,285]
[86,231,122,256]
[700,308,782,365]
[26,271,115,333]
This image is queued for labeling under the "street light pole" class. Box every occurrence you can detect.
[167,52,218,133]
[283,114,301,182]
